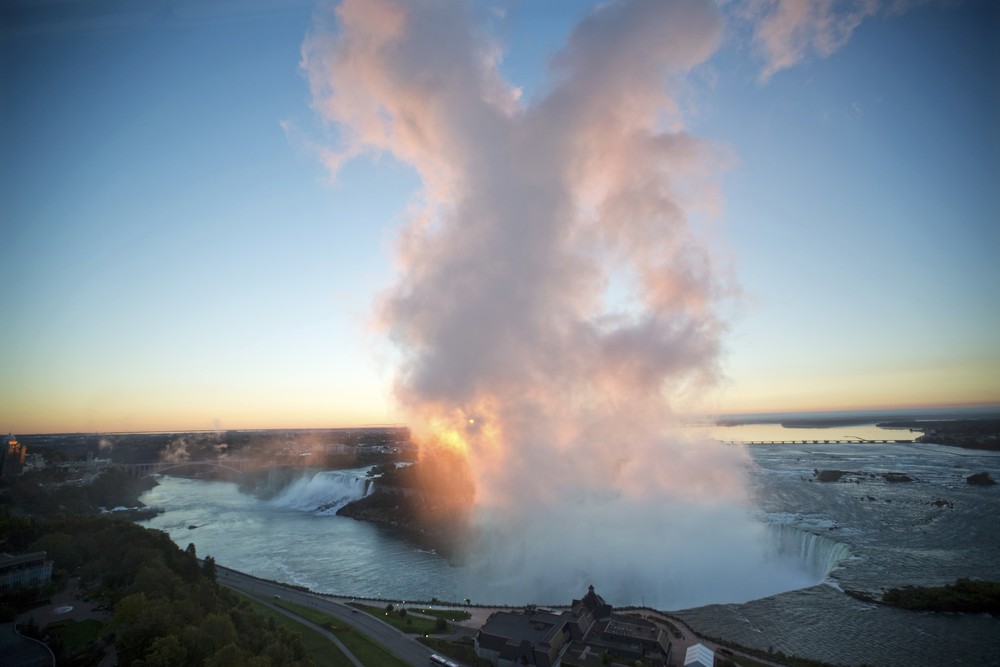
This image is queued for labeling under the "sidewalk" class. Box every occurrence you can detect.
[17,577,110,629]
[642,611,789,667]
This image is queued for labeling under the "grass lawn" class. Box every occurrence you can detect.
[406,607,471,622]
[47,618,102,654]
[273,599,410,667]
[335,628,410,667]
[236,594,355,667]
[349,602,443,634]
[272,599,349,631]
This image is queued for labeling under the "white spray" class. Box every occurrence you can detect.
[303,0,818,608]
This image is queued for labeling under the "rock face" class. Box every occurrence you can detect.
[337,488,470,556]
[335,455,475,556]
[814,469,849,482]
[882,472,914,483]
[966,472,997,486]
[336,489,413,527]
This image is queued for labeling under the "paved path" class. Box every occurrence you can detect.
[217,567,794,667]
[250,594,363,667]
[638,611,790,667]
[0,623,53,667]
[17,577,108,630]
[217,566,441,666]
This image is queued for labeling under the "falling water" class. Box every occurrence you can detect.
[268,468,374,515]
[768,523,851,582]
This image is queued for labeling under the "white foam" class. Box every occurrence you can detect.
[269,468,375,514]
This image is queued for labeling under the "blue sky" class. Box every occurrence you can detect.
[701,2,998,413]
[1,0,996,433]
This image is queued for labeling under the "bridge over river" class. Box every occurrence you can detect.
[720,438,915,446]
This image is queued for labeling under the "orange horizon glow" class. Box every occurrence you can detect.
[714,396,1000,418]
[6,396,999,436]
[0,405,403,437]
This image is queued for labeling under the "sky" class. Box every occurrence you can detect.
[1,0,997,434]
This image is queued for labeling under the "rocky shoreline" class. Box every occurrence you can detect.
[884,418,1000,451]
[337,487,471,558]
[812,468,994,486]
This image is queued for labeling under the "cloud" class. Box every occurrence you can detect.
[302,0,813,607]
[737,0,944,82]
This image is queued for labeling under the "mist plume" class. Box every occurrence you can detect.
[304,0,810,607]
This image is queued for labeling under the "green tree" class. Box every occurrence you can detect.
[0,515,38,551]
[202,555,217,583]
[30,532,76,570]
[130,561,185,601]
[201,613,238,652]
[137,635,188,667]
[15,516,314,666]
[205,643,250,667]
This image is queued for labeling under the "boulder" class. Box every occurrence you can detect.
[966,472,996,486]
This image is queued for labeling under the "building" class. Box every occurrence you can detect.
[1,434,27,477]
[574,614,671,665]
[684,643,714,667]
[0,552,53,594]
[24,452,46,471]
[475,586,672,667]
[475,607,590,667]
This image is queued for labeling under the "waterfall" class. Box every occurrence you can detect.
[269,469,375,515]
[768,523,852,582]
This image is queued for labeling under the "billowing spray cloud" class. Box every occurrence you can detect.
[304,0,817,607]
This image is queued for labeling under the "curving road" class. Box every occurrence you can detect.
[216,565,443,667]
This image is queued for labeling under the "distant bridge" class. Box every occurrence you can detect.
[115,458,265,478]
[720,439,914,446]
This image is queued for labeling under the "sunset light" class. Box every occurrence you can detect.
[1,1,996,435]
[2,3,997,666]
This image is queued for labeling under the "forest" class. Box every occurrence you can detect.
[2,499,313,665]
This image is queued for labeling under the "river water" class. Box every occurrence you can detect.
[139,427,1000,665]
[677,437,1000,666]
[140,469,461,600]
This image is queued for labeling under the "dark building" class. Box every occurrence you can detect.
[475,585,671,667]
[0,551,53,594]
[1,434,27,477]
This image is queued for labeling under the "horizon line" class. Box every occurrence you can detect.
[9,403,1000,437]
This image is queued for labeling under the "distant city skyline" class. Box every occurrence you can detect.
[2,0,997,434]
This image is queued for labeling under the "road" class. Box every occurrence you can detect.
[216,566,442,667]
[214,566,782,667]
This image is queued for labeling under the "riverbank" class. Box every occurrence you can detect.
[212,560,842,667]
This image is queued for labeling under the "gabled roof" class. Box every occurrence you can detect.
[684,642,714,667]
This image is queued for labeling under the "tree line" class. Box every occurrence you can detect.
[2,515,314,666]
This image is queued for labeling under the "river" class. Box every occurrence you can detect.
[139,425,1000,665]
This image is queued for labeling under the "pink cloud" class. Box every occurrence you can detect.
[300,0,811,607]
[741,0,902,82]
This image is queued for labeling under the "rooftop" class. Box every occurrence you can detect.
[0,552,49,569]
[478,610,565,648]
